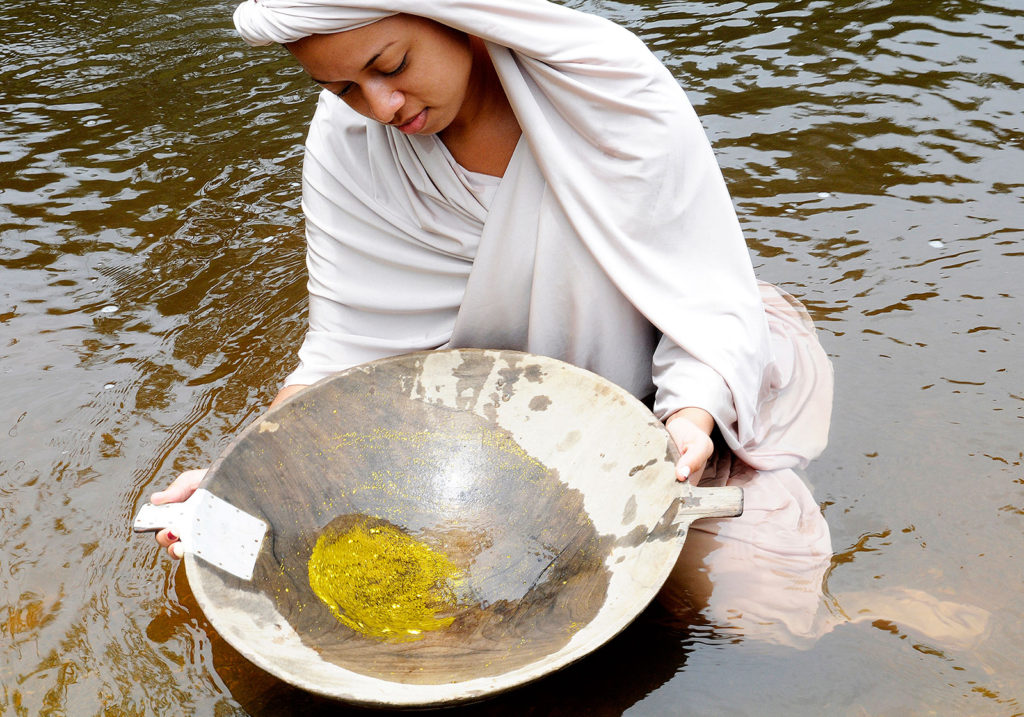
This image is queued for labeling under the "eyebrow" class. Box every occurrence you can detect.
[310,41,397,85]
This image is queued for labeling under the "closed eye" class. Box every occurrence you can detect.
[311,77,355,98]
[383,55,407,77]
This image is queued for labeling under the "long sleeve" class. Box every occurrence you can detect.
[651,333,737,427]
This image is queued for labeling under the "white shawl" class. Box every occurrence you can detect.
[233,0,832,469]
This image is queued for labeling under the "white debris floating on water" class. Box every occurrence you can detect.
[817,192,831,198]
[99,305,119,313]
[929,240,944,248]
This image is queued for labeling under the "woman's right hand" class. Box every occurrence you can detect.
[151,468,207,559]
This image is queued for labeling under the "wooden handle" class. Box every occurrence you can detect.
[674,485,744,524]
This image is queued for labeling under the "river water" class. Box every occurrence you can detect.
[1,0,1021,713]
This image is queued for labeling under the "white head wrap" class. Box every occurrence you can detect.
[233,0,391,45]
[231,0,832,468]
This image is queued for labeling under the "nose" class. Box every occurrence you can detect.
[363,80,404,124]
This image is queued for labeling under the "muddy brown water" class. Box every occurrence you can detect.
[1,0,1021,713]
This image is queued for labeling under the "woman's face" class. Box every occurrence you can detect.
[286,15,474,136]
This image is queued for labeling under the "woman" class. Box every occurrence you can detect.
[154,0,832,570]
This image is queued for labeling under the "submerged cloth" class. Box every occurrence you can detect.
[659,462,991,649]
[233,0,833,470]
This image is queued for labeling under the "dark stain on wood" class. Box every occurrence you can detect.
[528,395,551,411]
[646,497,683,543]
[622,495,637,524]
[613,524,649,549]
[452,352,496,411]
[628,458,657,477]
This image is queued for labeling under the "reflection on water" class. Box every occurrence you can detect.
[659,465,990,653]
[1,0,1022,713]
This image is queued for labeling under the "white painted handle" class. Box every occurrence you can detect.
[132,501,191,535]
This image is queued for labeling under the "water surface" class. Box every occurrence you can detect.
[1,0,1021,713]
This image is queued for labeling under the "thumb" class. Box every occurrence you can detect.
[151,468,208,505]
[675,455,692,483]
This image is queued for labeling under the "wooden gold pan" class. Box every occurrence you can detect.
[185,349,741,707]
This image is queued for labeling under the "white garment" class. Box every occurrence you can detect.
[234,0,833,470]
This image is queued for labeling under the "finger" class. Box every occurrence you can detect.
[675,455,692,483]
[168,542,184,560]
[676,442,713,483]
[155,528,178,548]
[151,468,208,505]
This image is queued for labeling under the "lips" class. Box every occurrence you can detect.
[396,108,428,135]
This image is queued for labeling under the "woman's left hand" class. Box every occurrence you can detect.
[665,407,715,483]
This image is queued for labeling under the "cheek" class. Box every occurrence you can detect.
[436,50,472,104]
[340,92,371,118]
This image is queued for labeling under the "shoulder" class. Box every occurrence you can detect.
[305,90,371,166]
